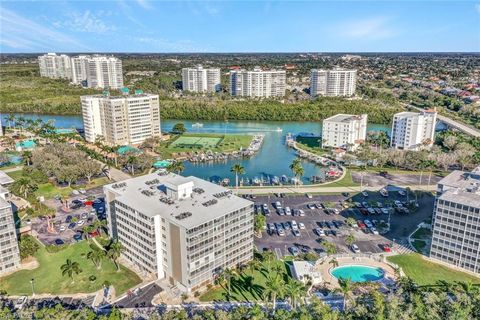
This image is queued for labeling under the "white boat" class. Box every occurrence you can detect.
[275,127,283,132]
[192,123,204,128]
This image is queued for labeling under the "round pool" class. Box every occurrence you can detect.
[331,265,384,282]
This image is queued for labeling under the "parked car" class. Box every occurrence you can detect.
[65,215,73,223]
[73,233,82,241]
[342,192,350,197]
[289,246,300,256]
[298,222,306,230]
[68,222,76,229]
[299,209,305,217]
[59,225,66,232]
[362,191,369,197]
[314,228,325,236]
[292,229,301,237]
[54,239,65,245]
[398,190,406,196]
[285,207,292,215]
[381,244,392,252]
[291,220,298,231]
[350,244,361,253]
[283,222,291,230]
[77,220,85,226]
[315,203,323,209]
[357,220,366,229]
[277,228,285,236]
[306,193,313,199]
[370,227,379,235]
[277,208,285,216]
[275,201,282,209]
[15,296,27,309]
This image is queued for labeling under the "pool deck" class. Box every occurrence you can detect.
[316,256,397,288]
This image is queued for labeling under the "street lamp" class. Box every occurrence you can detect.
[30,278,35,297]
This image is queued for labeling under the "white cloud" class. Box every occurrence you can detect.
[137,37,209,52]
[117,0,145,28]
[0,8,87,51]
[336,17,397,40]
[475,3,480,14]
[137,0,153,10]
[54,11,116,34]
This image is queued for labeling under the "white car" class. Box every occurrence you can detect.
[298,222,306,230]
[362,191,369,197]
[315,228,325,236]
[285,207,292,215]
[291,220,298,231]
[77,220,85,226]
[364,219,373,228]
[351,244,361,253]
[275,201,282,209]
[306,193,313,199]
[333,208,340,214]
[299,209,305,217]
[370,227,379,235]
[59,225,66,232]
[15,296,27,309]
[381,208,390,214]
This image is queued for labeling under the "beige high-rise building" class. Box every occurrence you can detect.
[81,92,160,146]
[182,65,221,93]
[322,114,368,151]
[0,181,20,275]
[38,53,72,79]
[310,68,357,97]
[104,172,254,292]
[86,56,124,89]
[230,67,286,98]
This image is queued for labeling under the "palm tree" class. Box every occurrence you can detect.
[22,150,32,166]
[93,219,107,236]
[87,249,105,269]
[11,177,38,199]
[222,268,237,299]
[329,258,339,269]
[289,158,304,187]
[6,114,15,130]
[323,242,337,256]
[284,278,305,309]
[230,163,245,193]
[263,273,284,312]
[345,234,356,247]
[106,241,124,271]
[60,259,82,283]
[166,161,185,175]
[125,154,137,175]
[338,278,353,310]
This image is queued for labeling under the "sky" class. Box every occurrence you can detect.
[1,1,479,53]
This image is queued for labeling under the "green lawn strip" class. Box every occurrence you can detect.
[199,259,290,302]
[387,254,480,285]
[0,241,141,296]
[411,227,432,239]
[411,240,427,253]
[317,170,359,188]
[4,169,24,181]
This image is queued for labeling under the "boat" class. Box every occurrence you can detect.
[271,176,280,185]
[192,122,203,128]
[252,177,261,185]
[380,189,389,197]
[281,175,288,183]
[275,127,283,132]
[221,178,230,186]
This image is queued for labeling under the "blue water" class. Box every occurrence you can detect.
[0,114,390,184]
[331,265,384,282]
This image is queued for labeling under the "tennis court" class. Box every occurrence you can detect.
[170,135,223,149]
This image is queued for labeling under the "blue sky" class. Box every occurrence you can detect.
[1,1,479,53]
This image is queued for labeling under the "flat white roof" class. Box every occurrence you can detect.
[0,171,14,186]
[104,171,253,229]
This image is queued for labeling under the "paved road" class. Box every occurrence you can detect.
[408,104,480,138]
[113,283,162,309]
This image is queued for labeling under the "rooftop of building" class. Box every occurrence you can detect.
[0,171,14,186]
[438,167,480,190]
[104,171,253,229]
[311,67,357,72]
[394,110,437,118]
[439,187,480,208]
[81,92,158,100]
[324,113,367,123]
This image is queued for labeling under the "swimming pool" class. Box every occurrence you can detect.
[331,265,384,282]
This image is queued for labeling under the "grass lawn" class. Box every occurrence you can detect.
[0,241,141,296]
[199,259,291,302]
[4,169,23,180]
[387,254,480,285]
[157,133,253,158]
[411,227,432,239]
[318,170,359,188]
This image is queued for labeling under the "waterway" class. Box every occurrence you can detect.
[0,114,390,185]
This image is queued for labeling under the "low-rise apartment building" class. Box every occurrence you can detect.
[104,172,254,292]
[230,67,286,98]
[390,110,437,150]
[81,92,160,145]
[321,114,368,151]
[429,167,480,274]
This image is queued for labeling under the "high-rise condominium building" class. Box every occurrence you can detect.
[81,92,160,146]
[86,56,124,89]
[230,67,286,98]
[182,65,221,93]
[322,114,368,151]
[0,186,20,275]
[104,172,254,292]
[38,53,72,79]
[310,68,357,97]
[390,110,437,151]
[38,54,123,89]
[429,167,480,274]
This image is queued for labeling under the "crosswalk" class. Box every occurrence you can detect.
[394,242,415,254]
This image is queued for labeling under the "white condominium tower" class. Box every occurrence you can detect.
[86,55,123,89]
[182,65,221,93]
[38,53,123,89]
[230,67,286,98]
[310,68,357,97]
[0,184,20,275]
[38,53,72,79]
[322,114,368,151]
[390,110,437,151]
[81,92,160,146]
[104,172,254,292]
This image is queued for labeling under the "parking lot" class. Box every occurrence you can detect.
[253,188,434,258]
[32,186,106,245]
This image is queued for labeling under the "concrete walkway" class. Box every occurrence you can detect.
[235,184,436,195]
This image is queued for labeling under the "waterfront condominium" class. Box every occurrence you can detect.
[86,55,123,89]
[230,67,286,98]
[70,55,90,86]
[81,91,160,146]
[104,172,254,292]
[429,166,480,274]
[310,68,357,97]
[38,53,72,79]
[321,114,368,151]
[390,110,437,151]
[182,65,221,93]
[0,186,20,275]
